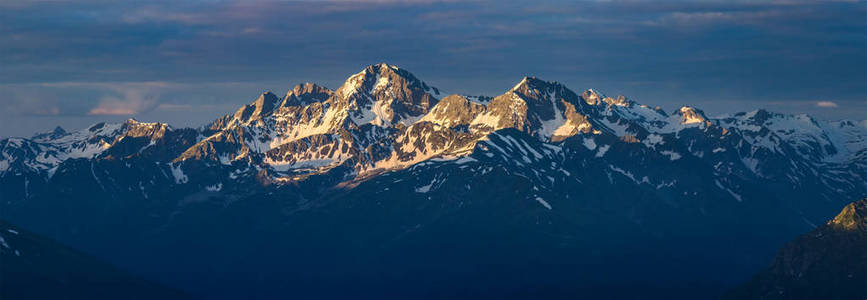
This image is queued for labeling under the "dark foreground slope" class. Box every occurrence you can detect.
[723,199,867,299]
[0,220,192,300]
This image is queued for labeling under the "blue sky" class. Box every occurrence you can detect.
[1,0,865,137]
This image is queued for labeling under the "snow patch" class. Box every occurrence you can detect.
[643,134,664,149]
[715,180,743,202]
[415,178,437,193]
[583,138,597,150]
[660,150,681,160]
[205,183,223,192]
[535,197,552,210]
[742,158,759,174]
[170,164,188,184]
[595,145,610,157]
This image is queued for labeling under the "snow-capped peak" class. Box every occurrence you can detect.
[676,106,709,125]
[31,126,68,142]
[336,63,441,126]
[0,119,174,175]
[509,76,554,93]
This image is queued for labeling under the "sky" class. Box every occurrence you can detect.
[1,0,865,137]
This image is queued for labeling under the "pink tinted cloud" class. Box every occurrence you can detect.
[88,89,159,115]
[816,101,839,108]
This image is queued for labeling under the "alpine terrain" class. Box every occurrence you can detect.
[1,63,866,299]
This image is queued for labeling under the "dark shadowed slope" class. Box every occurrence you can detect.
[723,199,867,300]
[0,220,192,300]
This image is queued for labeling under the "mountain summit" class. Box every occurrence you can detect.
[336,62,440,126]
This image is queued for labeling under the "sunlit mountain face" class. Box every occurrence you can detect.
[1,63,865,299]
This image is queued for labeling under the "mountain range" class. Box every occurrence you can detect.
[1,63,865,299]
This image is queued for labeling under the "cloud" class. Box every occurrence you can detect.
[14,81,168,116]
[816,101,839,108]
[88,89,160,115]
[88,99,155,115]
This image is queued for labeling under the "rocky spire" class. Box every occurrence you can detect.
[418,94,485,128]
[232,91,280,125]
[675,106,710,126]
[829,198,867,231]
[31,126,68,141]
[581,89,603,105]
[281,83,333,107]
